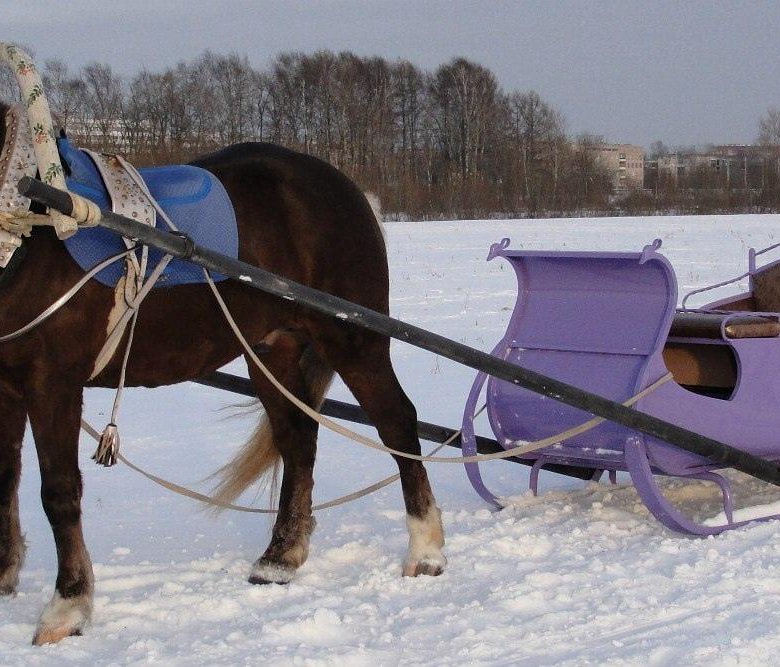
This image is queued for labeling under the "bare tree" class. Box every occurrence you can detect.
[253,70,273,142]
[200,51,265,145]
[125,61,213,162]
[386,60,431,214]
[506,90,566,215]
[80,62,124,151]
[559,133,613,213]
[391,60,426,174]
[333,53,394,184]
[268,51,320,151]
[758,107,780,145]
[171,61,211,153]
[430,58,501,182]
[42,59,86,132]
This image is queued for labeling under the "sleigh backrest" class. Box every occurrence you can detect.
[485,239,677,459]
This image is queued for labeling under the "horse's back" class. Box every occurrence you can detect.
[192,141,379,233]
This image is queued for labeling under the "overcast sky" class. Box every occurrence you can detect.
[4,1,780,149]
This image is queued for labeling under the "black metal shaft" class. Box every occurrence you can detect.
[195,370,597,481]
[19,175,780,487]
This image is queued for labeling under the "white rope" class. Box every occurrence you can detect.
[0,248,134,342]
[79,406,480,513]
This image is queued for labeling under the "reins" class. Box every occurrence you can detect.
[79,410,473,514]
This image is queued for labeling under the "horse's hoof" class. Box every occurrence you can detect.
[0,545,25,596]
[402,556,446,578]
[248,559,296,585]
[32,592,90,645]
[32,625,82,645]
[0,569,21,596]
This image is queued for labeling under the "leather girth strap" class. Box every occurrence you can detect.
[83,150,158,380]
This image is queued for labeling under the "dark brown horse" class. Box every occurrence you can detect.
[0,101,444,645]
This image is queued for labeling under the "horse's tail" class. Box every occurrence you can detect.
[211,346,334,509]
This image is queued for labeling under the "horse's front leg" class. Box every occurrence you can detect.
[26,382,93,645]
[0,389,27,595]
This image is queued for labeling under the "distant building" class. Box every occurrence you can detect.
[590,143,645,190]
[648,145,780,188]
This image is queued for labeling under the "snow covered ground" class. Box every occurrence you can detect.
[4,215,780,665]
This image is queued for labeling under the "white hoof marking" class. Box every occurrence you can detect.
[403,505,446,577]
[32,591,91,645]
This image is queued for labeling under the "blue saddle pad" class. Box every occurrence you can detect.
[58,138,238,287]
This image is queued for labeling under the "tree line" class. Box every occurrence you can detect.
[3,49,779,219]
[2,50,616,219]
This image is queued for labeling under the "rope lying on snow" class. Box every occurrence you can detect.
[79,413,471,514]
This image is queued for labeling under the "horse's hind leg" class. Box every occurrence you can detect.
[245,332,332,585]
[0,391,26,595]
[316,330,445,577]
[26,383,93,645]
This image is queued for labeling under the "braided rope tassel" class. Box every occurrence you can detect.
[92,422,120,467]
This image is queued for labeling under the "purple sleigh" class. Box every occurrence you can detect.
[461,238,780,535]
